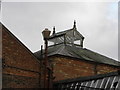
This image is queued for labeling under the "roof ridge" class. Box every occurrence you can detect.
[55,28,73,34]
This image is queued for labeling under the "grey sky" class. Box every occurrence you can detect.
[1,2,119,61]
[118,2,120,60]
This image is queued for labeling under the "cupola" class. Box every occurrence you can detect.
[48,21,84,47]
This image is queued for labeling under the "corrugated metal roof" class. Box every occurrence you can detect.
[34,43,120,67]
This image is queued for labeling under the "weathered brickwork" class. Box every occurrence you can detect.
[2,25,41,88]
[50,56,120,81]
[3,67,40,78]
[3,74,40,88]
[97,64,119,74]
[2,24,120,88]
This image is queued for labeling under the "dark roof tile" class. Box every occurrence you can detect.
[34,44,120,66]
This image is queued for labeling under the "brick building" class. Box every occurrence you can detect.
[2,23,41,88]
[1,21,120,88]
[34,21,120,81]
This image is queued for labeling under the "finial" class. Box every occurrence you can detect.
[74,20,76,25]
[73,20,76,29]
[53,26,56,35]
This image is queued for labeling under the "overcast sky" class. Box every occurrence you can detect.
[1,1,119,61]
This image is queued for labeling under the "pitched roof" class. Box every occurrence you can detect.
[50,29,84,39]
[48,28,84,44]
[35,21,120,67]
[34,43,120,67]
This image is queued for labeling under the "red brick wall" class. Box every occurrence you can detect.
[2,25,41,88]
[50,56,119,81]
[3,74,40,88]
[97,64,119,74]
[2,24,119,88]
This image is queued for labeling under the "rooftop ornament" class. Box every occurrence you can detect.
[42,28,51,40]
[47,21,84,47]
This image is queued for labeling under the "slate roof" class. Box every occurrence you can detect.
[49,29,84,39]
[34,43,120,67]
[35,21,120,67]
[48,28,84,44]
